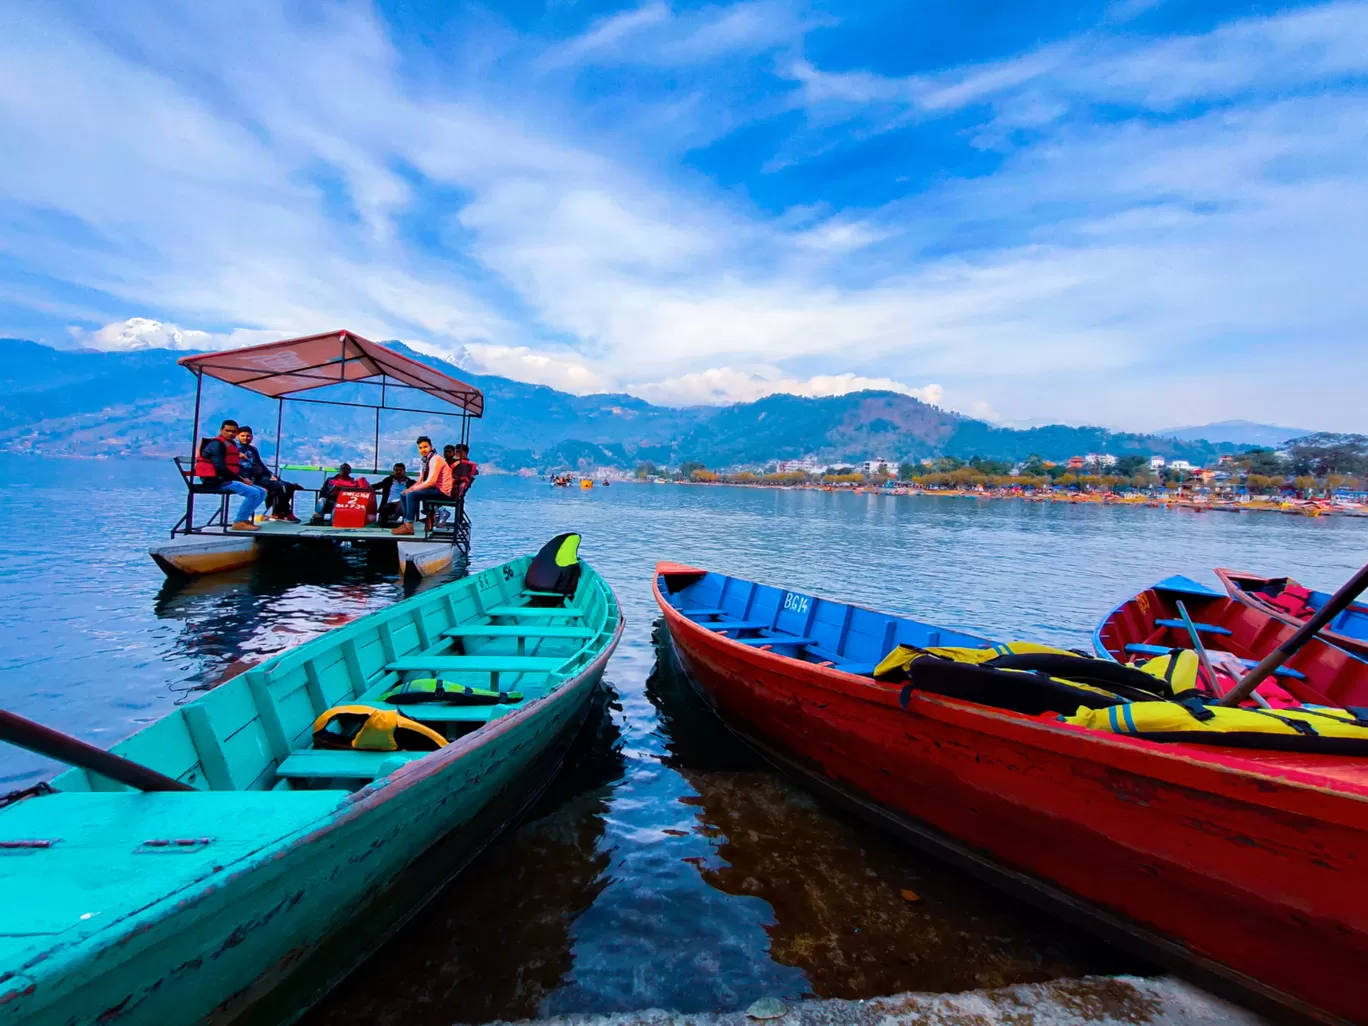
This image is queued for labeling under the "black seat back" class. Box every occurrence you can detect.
[525,533,581,597]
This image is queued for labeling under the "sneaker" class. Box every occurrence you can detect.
[391,522,415,536]
[282,514,301,523]
[231,521,258,531]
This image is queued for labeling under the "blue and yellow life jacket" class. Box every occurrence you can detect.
[1065,701,1368,755]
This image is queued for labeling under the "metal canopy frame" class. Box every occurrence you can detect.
[174,330,481,546]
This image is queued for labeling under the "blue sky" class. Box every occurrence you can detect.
[1,0,1365,430]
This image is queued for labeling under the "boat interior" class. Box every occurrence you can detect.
[1223,570,1368,639]
[50,556,618,797]
[657,567,988,676]
[1095,575,1368,708]
[0,553,618,978]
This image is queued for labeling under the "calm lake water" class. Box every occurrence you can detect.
[2,453,1365,1023]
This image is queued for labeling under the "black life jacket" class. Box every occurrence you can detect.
[525,533,581,597]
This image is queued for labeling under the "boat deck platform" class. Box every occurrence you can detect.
[194,522,454,544]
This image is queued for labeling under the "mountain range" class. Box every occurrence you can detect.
[0,337,1273,471]
[1152,419,1312,447]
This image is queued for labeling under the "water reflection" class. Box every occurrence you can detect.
[646,622,1143,999]
[304,682,624,1026]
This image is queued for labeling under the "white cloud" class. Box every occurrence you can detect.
[625,366,943,406]
[458,343,612,393]
[0,1,1365,430]
[71,317,282,352]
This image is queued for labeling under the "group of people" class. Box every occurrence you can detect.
[196,422,477,533]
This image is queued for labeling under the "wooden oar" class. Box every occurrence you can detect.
[1218,562,1368,707]
[1176,600,1271,708]
[0,710,194,792]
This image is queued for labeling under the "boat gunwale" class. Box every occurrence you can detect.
[1,562,624,999]
[1215,567,1368,658]
[652,563,1368,817]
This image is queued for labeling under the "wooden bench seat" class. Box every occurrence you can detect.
[386,656,565,674]
[703,620,769,632]
[443,625,594,640]
[484,605,584,619]
[1123,643,1305,679]
[1153,618,1232,635]
[733,635,816,647]
[679,607,726,619]
[276,750,428,781]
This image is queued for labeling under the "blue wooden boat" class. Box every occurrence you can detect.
[0,538,621,1025]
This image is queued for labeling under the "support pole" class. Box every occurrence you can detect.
[374,406,381,472]
[274,397,284,476]
[184,370,204,535]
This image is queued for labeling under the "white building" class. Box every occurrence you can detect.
[1149,456,1167,471]
[775,456,821,474]
[1086,453,1117,469]
[862,458,895,477]
[1168,459,1195,472]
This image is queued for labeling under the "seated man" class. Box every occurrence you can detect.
[451,443,479,499]
[376,462,415,525]
[391,436,452,536]
[310,463,362,525]
[195,419,267,531]
[234,425,301,522]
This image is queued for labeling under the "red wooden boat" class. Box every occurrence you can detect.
[654,562,1368,1026]
[1095,574,1368,709]
[1216,568,1368,660]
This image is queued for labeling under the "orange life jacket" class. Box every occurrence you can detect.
[194,438,241,481]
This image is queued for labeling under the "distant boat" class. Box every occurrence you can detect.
[1216,568,1368,659]
[656,562,1368,1025]
[2,538,622,1026]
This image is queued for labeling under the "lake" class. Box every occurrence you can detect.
[2,454,1364,1023]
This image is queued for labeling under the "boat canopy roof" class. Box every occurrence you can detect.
[178,330,483,416]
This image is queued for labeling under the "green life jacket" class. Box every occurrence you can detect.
[380,678,524,707]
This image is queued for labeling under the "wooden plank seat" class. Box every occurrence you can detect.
[1153,618,1233,635]
[702,620,769,632]
[803,644,878,675]
[521,589,571,600]
[484,605,584,619]
[1123,642,1306,679]
[680,608,726,619]
[443,625,594,640]
[276,750,428,781]
[386,656,565,673]
[733,634,816,647]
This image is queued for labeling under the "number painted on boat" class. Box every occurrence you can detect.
[782,593,811,615]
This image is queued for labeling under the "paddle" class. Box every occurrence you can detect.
[1176,600,1271,709]
[1218,562,1368,707]
[0,710,194,792]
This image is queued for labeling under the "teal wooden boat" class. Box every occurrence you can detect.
[0,536,622,1026]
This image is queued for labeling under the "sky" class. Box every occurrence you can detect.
[1,0,1365,431]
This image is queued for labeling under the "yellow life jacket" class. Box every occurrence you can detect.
[1065,701,1368,755]
[380,678,524,707]
[873,641,1076,679]
[1131,649,1201,695]
[312,704,447,752]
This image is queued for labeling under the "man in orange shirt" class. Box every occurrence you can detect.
[391,435,453,536]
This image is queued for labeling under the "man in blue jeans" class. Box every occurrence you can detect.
[391,436,453,536]
[196,419,268,531]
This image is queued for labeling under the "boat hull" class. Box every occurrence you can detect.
[2,629,620,1026]
[150,534,259,576]
[655,571,1368,1026]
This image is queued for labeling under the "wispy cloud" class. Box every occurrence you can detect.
[0,1,1365,425]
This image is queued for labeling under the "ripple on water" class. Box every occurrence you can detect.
[3,458,1364,1020]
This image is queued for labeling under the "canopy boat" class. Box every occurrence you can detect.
[1094,574,1368,708]
[151,330,483,580]
[1216,568,1368,659]
[655,562,1368,1026]
[0,536,621,1026]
